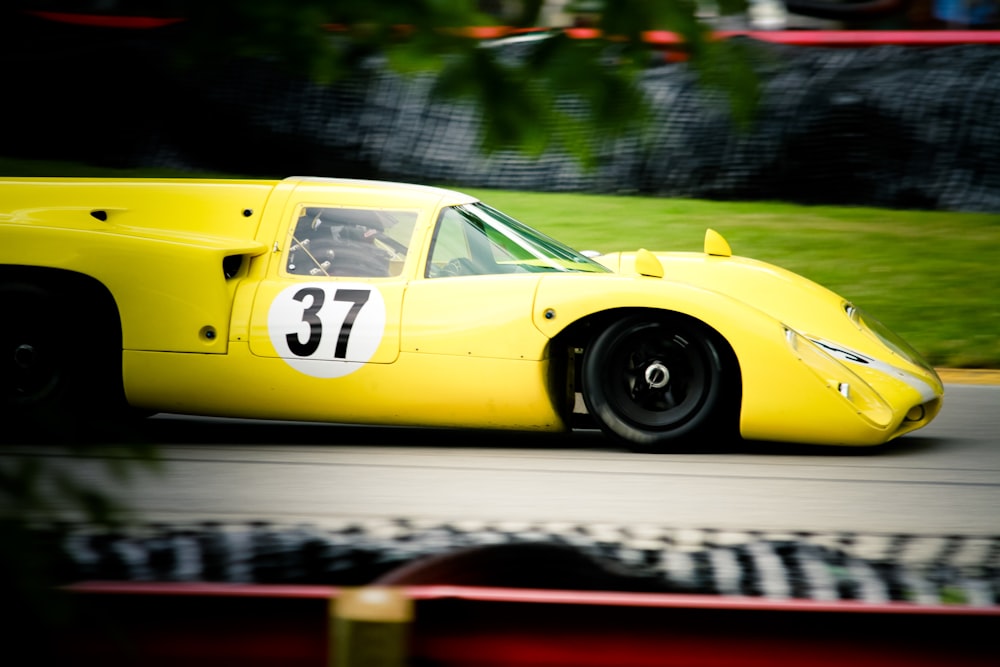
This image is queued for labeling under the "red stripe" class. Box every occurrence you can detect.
[64,580,1000,615]
[25,10,185,29]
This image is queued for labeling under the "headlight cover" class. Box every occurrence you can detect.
[846,303,937,376]
[785,327,894,428]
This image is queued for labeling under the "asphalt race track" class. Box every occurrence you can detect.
[4,379,998,537]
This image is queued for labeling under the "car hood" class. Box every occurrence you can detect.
[595,249,847,335]
[594,242,937,386]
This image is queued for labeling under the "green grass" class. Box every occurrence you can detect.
[4,158,998,368]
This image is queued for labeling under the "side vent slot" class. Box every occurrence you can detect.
[223,254,245,280]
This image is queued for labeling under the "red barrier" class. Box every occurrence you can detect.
[20,10,1000,47]
[54,582,998,667]
[651,28,1000,45]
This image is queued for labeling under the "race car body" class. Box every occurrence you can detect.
[0,176,943,449]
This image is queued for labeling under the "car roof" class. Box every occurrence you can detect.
[284,176,477,207]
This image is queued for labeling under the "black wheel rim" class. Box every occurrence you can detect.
[602,322,713,431]
[2,313,63,405]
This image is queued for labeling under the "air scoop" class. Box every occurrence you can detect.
[634,248,664,278]
[704,228,732,257]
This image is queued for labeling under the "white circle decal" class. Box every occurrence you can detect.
[268,282,386,378]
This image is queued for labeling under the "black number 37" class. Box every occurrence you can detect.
[286,287,370,359]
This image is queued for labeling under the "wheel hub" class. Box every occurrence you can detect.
[8,342,58,399]
[14,343,37,369]
[644,361,670,389]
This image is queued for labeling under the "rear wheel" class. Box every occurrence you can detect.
[581,314,727,451]
[1,281,123,443]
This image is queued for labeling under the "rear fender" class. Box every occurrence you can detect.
[1,224,266,353]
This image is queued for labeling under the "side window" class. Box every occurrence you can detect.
[426,208,496,278]
[426,208,469,277]
[426,207,529,278]
[286,207,413,278]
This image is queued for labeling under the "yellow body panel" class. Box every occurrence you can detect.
[400,276,549,359]
[0,178,274,353]
[124,344,564,431]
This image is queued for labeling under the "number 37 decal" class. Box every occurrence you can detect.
[268,283,387,378]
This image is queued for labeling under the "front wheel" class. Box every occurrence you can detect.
[581,314,728,451]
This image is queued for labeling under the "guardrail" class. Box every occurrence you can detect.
[56,581,999,666]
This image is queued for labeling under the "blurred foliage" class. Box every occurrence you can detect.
[5,1,759,168]
[168,0,756,167]
[0,442,161,657]
[0,444,160,526]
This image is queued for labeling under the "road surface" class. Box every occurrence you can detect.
[4,382,998,537]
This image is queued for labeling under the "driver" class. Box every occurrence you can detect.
[288,208,406,277]
[324,210,394,277]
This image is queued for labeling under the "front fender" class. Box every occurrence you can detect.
[531,274,934,446]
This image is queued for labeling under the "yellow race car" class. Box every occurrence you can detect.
[0,176,943,449]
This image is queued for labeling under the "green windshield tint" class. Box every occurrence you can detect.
[426,202,611,278]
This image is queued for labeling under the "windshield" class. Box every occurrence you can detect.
[426,202,610,278]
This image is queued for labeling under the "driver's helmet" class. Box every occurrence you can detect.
[320,209,384,243]
[290,208,391,276]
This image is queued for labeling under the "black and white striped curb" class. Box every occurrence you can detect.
[38,519,1000,607]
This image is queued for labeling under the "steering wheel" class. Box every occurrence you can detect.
[437,257,479,277]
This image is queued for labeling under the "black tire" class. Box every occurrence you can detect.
[0,281,124,443]
[581,314,727,451]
